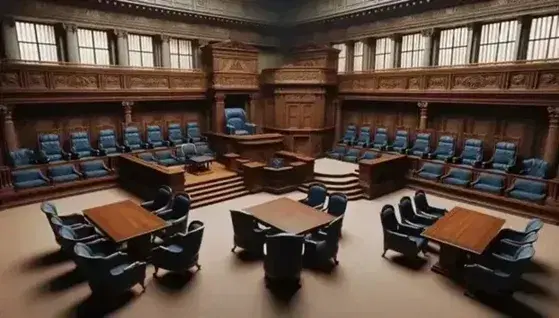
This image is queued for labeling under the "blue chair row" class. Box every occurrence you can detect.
[327,146,381,163]
[11,160,112,190]
[137,143,215,167]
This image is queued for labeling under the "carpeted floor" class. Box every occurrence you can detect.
[1,188,558,318]
[314,158,358,175]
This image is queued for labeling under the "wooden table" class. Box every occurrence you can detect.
[244,197,335,235]
[188,155,215,175]
[83,200,168,259]
[422,206,505,276]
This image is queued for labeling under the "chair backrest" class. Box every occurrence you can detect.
[264,233,303,276]
[175,220,205,258]
[196,143,212,156]
[98,129,117,149]
[152,186,173,209]
[461,139,483,164]
[12,169,43,183]
[412,133,431,151]
[393,130,409,148]
[230,210,256,239]
[186,122,201,139]
[346,148,360,156]
[146,125,163,142]
[41,201,58,218]
[413,190,429,212]
[398,197,416,221]
[167,123,183,142]
[80,160,105,171]
[380,205,398,231]
[70,131,92,151]
[180,143,197,157]
[10,148,35,167]
[343,124,357,140]
[124,126,142,145]
[374,128,388,145]
[361,151,379,160]
[306,183,328,207]
[327,193,348,217]
[155,150,173,159]
[513,244,535,261]
[434,135,454,155]
[522,158,549,178]
[269,157,284,169]
[524,218,544,233]
[493,142,517,166]
[357,127,371,142]
[171,192,191,220]
[138,153,155,161]
[48,164,74,176]
[38,133,62,155]
[516,231,539,244]
[323,215,343,247]
[224,108,248,130]
[58,225,79,240]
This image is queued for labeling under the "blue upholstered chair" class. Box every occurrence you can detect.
[38,133,69,162]
[41,201,88,243]
[155,192,191,238]
[224,108,256,135]
[354,127,371,148]
[452,138,483,167]
[9,148,37,167]
[11,169,49,189]
[413,190,448,218]
[146,125,169,148]
[343,148,361,162]
[167,123,186,146]
[484,243,535,275]
[359,151,380,160]
[483,142,517,173]
[506,178,547,203]
[74,239,147,295]
[323,193,347,237]
[339,124,357,145]
[380,205,427,259]
[299,183,328,209]
[70,131,100,159]
[416,162,444,181]
[471,173,505,194]
[154,150,180,167]
[398,196,435,228]
[269,157,284,169]
[406,133,431,157]
[195,143,215,157]
[177,143,198,164]
[48,164,81,183]
[428,135,455,162]
[463,263,518,296]
[327,145,346,160]
[520,158,549,179]
[230,210,269,255]
[57,222,99,252]
[386,129,409,153]
[80,160,111,178]
[495,218,543,246]
[123,126,148,151]
[152,221,204,276]
[141,185,174,213]
[441,168,472,187]
[138,152,156,162]
[372,128,389,150]
[186,122,207,143]
[304,215,342,266]
[264,233,304,287]
[97,129,124,155]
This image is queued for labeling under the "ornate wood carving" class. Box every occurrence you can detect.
[203,40,259,91]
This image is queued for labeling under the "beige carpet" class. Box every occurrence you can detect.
[1,188,558,318]
[314,158,358,175]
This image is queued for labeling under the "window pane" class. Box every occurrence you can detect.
[170,39,178,54]
[19,42,39,61]
[15,21,58,62]
[142,52,153,67]
[527,15,559,60]
[129,51,142,67]
[353,56,363,71]
[128,34,140,50]
[95,49,110,65]
[480,20,518,63]
[140,36,153,52]
[93,30,108,49]
[171,54,179,68]
[79,48,94,64]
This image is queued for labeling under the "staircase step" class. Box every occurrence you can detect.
[185,175,242,192]
[347,193,364,201]
[191,190,250,209]
[191,185,247,201]
[189,180,245,197]
[314,176,359,185]
[302,182,360,191]
[314,171,357,178]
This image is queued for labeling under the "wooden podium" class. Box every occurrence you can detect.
[359,154,408,199]
[205,132,284,163]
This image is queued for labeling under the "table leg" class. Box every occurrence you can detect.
[431,244,467,277]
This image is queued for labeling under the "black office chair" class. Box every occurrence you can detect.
[263,233,304,288]
[140,185,173,213]
[230,210,269,255]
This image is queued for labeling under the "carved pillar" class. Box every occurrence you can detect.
[345,41,355,72]
[544,107,559,169]
[213,93,226,134]
[249,93,260,132]
[160,35,171,68]
[363,38,375,71]
[1,18,20,60]
[467,23,480,63]
[194,40,207,69]
[516,16,531,60]
[63,23,79,63]
[391,34,401,68]
[418,101,428,130]
[334,99,342,144]
[422,29,435,67]
[1,105,18,151]
[115,30,129,66]
[122,101,134,124]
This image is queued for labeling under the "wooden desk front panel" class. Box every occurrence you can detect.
[359,154,408,199]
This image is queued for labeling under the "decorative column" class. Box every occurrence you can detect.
[160,35,171,68]
[467,23,480,63]
[418,101,428,130]
[122,101,134,124]
[345,41,355,72]
[213,93,226,134]
[1,18,20,60]
[363,38,375,71]
[1,105,18,151]
[193,40,207,69]
[544,107,559,169]
[391,34,401,68]
[249,93,260,132]
[63,23,79,63]
[115,30,129,66]
[334,98,342,143]
[422,28,435,67]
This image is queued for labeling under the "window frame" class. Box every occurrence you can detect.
[77,28,111,65]
[353,41,364,72]
[438,27,469,66]
[333,43,347,73]
[128,33,154,67]
[169,38,194,69]
[527,15,559,60]
[400,33,425,68]
[15,21,58,62]
[374,37,393,70]
[478,20,519,63]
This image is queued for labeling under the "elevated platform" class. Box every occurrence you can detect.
[205,132,284,163]
[298,158,363,200]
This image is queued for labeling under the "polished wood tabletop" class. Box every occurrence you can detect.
[83,200,168,243]
[422,206,505,254]
[244,197,335,235]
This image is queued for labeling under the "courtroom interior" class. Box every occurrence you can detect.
[1,0,559,317]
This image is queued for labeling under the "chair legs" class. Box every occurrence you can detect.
[231,245,236,253]
[333,257,339,265]
[196,263,202,271]
[153,267,159,277]
[381,249,387,257]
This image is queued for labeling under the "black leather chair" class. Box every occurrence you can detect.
[140,185,173,213]
[398,196,436,228]
[413,190,448,218]
[155,192,191,240]
[323,192,348,238]
[380,205,427,259]
[263,233,304,287]
[230,210,269,255]
[304,215,342,267]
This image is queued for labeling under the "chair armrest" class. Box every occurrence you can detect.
[140,200,155,210]
[226,124,236,135]
[504,184,515,193]
[71,166,84,177]
[482,159,493,169]
[154,208,173,219]
[385,145,393,151]
[143,142,153,149]
[61,150,71,160]
[298,198,308,204]
[312,203,324,209]
[452,156,462,164]
[398,223,423,236]
[123,144,131,152]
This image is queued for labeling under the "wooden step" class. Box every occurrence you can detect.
[314,171,357,179]
[302,181,360,191]
[191,185,247,202]
[185,174,241,190]
[347,193,364,201]
[191,190,250,209]
[314,175,359,185]
[189,180,245,197]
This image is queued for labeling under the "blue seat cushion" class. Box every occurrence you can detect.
[104,147,118,154]
[15,179,48,189]
[84,170,109,178]
[110,263,133,276]
[166,244,183,253]
[234,130,249,135]
[343,156,358,162]
[159,159,179,166]
[508,190,546,202]
[473,183,502,194]
[52,174,79,183]
[408,236,426,247]
[418,172,441,180]
[151,141,165,147]
[442,177,470,186]
[129,144,142,151]
[48,154,63,162]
